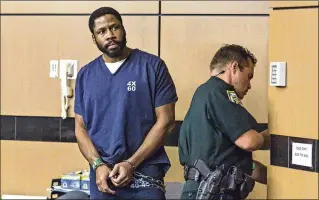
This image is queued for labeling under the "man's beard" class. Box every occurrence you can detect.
[97,36,127,58]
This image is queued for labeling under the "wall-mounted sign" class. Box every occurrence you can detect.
[291,142,313,167]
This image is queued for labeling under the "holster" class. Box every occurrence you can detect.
[184,160,255,200]
[239,174,255,199]
[220,166,255,199]
[184,160,224,200]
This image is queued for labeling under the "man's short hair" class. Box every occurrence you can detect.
[88,7,123,34]
[210,44,257,72]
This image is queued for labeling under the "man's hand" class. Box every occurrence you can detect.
[260,129,270,150]
[95,165,116,194]
[109,161,134,187]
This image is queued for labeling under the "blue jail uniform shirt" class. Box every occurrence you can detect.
[74,49,178,174]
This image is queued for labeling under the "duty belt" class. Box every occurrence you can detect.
[184,160,255,200]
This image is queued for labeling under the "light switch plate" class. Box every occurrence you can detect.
[270,61,286,87]
[49,60,59,78]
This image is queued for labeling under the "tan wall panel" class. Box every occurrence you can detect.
[0,141,88,196]
[0,141,184,196]
[248,183,267,199]
[270,1,318,8]
[247,150,269,199]
[268,9,318,139]
[161,17,269,122]
[1,16,158,117]
[253,151,270,166]
[1,1,158,14]
[268,166,318,199]
[164,147,184,182]
[162,1,269,14]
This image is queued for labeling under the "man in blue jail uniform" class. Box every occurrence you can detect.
[178,44,269,200]
[74,7,178,199]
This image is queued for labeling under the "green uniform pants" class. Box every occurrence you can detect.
[180,180,200,199]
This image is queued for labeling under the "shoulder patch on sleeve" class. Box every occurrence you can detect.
[226,90,242,105]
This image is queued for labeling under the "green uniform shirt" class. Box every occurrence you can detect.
[178,76,258,175]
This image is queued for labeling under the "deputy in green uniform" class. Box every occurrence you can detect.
[178,44,270,200]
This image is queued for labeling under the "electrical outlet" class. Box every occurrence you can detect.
[49,60,59,78]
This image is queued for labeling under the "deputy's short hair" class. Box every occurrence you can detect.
[210,44,257,72]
